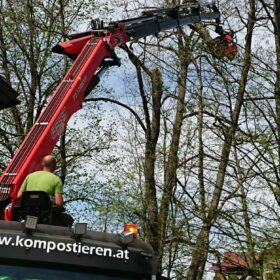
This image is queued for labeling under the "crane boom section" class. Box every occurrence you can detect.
[0,2,220,219]
[56,2,220,58]
[120,3,220,40]
[0,35,120,217]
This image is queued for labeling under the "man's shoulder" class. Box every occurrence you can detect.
[30,171,60,180]
[29,171,48,177]
[27,171,43,178]
[47,172,62,184]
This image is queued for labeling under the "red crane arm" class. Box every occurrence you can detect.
[0,25,128,219]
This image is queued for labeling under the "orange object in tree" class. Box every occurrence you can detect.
[208,32,238,61]
[224,33,238,61]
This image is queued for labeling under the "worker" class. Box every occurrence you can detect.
[208,31,237,61]
[17,155,73,227]
[224,32,238,61]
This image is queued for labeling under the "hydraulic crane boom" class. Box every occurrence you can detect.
[0,2,234,220]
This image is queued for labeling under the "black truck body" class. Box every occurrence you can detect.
[0,220,155,279]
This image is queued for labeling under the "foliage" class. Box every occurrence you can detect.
[3,0,280,279]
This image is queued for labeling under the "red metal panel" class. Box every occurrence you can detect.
[52,35,93,58]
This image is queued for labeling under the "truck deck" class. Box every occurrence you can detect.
[0,220,155,279]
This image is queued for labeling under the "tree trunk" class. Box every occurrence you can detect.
[159,27,190,268]
[273,0,280,200]
[186,0,256,279]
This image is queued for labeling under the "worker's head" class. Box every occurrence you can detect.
[42,155,56,172]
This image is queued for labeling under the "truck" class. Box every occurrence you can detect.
[0,220,157,279]
[0,2,237,279]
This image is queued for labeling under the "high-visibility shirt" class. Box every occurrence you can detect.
[20,171,63,195]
